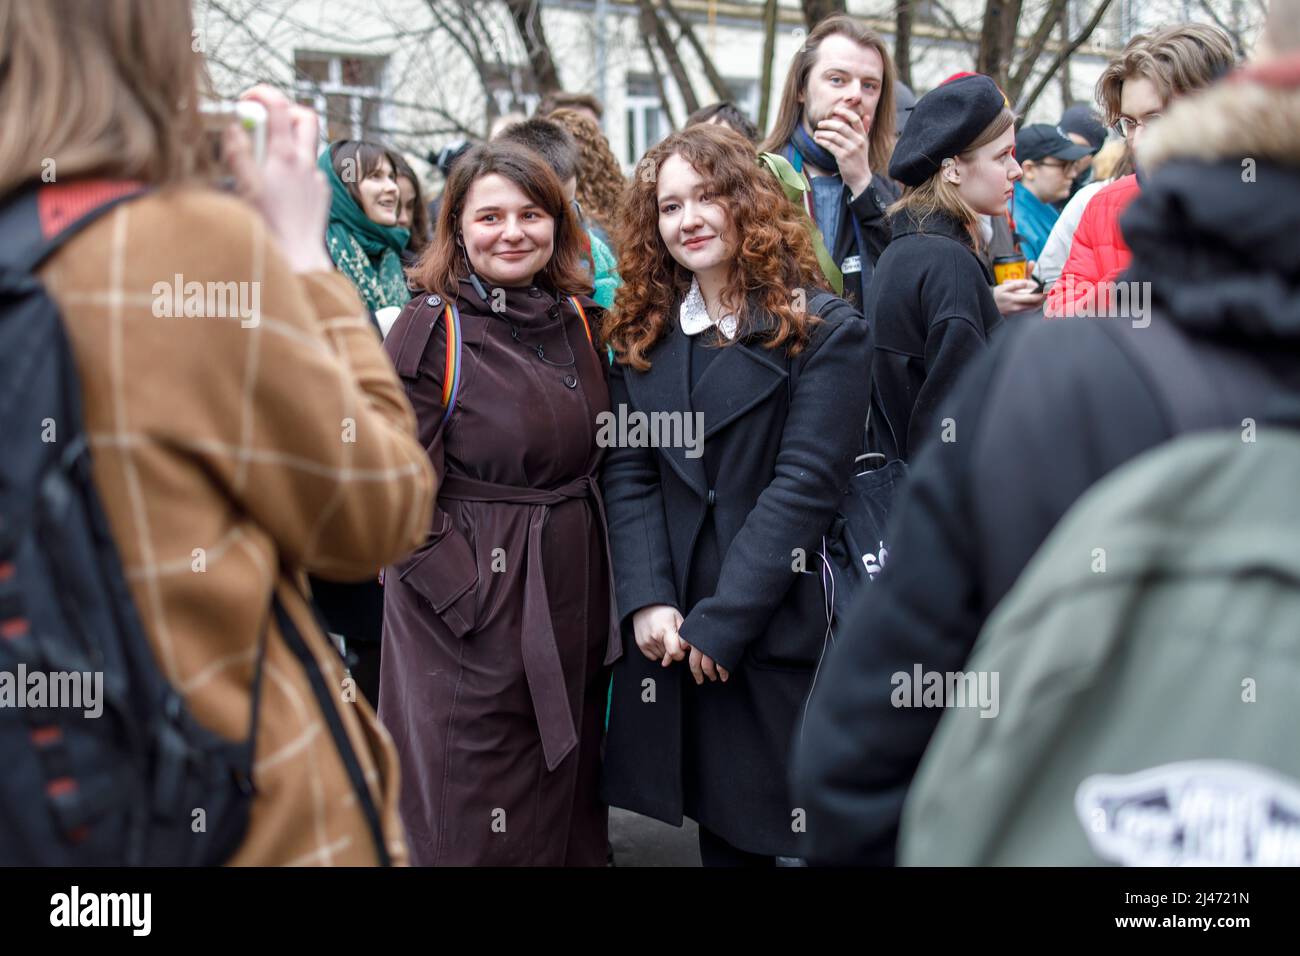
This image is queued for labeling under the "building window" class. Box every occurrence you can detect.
[625,73,668,166]
[294,51,388,142]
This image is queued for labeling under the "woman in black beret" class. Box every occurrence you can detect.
[865,74,1020,461]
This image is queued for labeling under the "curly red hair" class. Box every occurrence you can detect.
[607,124,828,370]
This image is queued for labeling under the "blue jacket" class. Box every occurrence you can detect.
[1011,181,1060,263]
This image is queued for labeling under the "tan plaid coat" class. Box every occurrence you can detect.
[39,185,435,865]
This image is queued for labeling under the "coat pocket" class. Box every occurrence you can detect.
[395,514,479,638]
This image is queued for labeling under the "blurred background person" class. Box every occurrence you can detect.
[685,101,761,144]
[535,91,603,128]
[391,150,432,261]
[1035,138,1131,291]
[1056,102,1108,202]
[547,106,627,246]
[1046,23,1236,317]
[1008,123,1091,263]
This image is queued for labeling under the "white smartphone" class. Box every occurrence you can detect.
[200,100,268,169]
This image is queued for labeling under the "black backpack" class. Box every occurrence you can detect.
[0,182,390,865]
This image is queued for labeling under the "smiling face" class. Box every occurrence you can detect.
[459,172,554,287]
[358,155,399,227]
[656,153,734,281]
[952,124,1022,216]
[800,34,884,135]
[396,176,417,231]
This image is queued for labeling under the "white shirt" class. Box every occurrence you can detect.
[679,276,738,340]
[1035,179,1110,289]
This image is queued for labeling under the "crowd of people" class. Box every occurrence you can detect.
[3,0,1298,867]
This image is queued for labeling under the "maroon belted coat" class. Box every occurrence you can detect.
[379,277,618,865]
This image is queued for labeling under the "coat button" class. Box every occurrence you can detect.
[563,374,578,389]
[528,286,543,298]
[426,295,442,307]
[707,489,716,506]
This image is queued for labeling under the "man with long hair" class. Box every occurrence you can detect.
[759,14,899,311]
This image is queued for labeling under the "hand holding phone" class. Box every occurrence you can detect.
[224,87,332,275]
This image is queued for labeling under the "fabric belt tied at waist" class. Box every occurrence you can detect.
[437,472,622,771]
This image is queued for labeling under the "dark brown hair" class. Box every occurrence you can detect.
[608,124,826,371]
[686,102,761,144]
[494,117,578,184]
[536,91,604,121]
[758,14,896,175]
[408,140,592,302]
[329,140,393,210]
[389,150,431,254]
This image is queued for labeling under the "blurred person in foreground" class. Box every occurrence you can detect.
[794,8,1300,865]
[0,0,434,864]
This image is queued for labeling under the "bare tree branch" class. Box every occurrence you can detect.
[1017,0,1117,117]
[1007,0,1069,104]
[928,0,976,47]
[659,0,732,102]
[639,28,679,129]
[637,0,700,114]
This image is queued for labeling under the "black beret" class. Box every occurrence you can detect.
[888,74,1007,187]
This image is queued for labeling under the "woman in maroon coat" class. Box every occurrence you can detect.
[379,141,618,866]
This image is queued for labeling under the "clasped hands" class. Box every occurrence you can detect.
[632,605,730,685]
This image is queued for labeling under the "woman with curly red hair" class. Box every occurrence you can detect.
[599,124,872,865]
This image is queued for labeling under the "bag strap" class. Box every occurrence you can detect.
[438,295,598,426]
[439,303,463,429]
[272,591,393,866]
[1100,317,1279,435]
[800,291,900,464]
[0,180,150,276]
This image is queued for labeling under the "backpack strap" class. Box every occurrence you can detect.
[1101,317,1279,434]
[802,290,901,463]
[272,591,393,866]
[0,180,150,275]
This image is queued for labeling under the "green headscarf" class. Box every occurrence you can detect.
[318,146,411,312]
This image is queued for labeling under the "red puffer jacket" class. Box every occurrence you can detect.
[1044,174,1141,317]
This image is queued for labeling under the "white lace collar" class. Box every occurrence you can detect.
[679,276,738,340]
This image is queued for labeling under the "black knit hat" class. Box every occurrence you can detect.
[888,74,1006,187]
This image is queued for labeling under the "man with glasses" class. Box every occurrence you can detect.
[1046,24,1235,318]
[1009,124,1092,262]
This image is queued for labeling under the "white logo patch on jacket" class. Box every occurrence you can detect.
[1075,761,1300,866]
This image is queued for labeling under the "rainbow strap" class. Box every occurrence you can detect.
[438,295,592,427]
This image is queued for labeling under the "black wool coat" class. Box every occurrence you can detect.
[866,208,1004,461]
[599,297,872,857]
